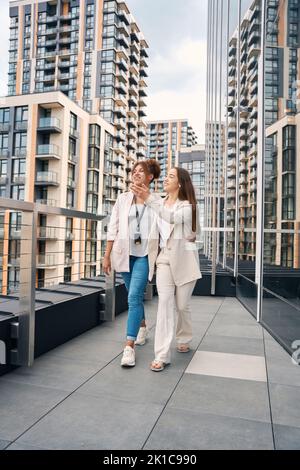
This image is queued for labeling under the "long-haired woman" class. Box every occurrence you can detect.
[131,167,202,371]
[103,159,161,367]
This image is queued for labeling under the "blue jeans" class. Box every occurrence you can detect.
[121,255,149,341]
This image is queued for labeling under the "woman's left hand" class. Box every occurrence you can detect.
[131,183,150,202]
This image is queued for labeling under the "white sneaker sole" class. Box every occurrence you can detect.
[121,361,135,367]
[135,339,146,346]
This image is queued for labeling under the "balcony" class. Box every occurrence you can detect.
[36,144,61,160]
[37,117,62,133]
[36,254,56,268]
[35,198,57,206]
[37,227,57,240]
[14,121,28,131]
[12,175,26,185]
[0,123,10,132]
[35,171,59,186]
[10,228,21,239]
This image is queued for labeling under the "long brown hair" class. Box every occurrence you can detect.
[174,167,197,232]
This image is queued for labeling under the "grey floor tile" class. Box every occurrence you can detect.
[168,374,271,423]
[144,408,274,450]
[206,323,263,339]
[0,380,68,441]
[0,440,10,450]
[273,424,300,450]
[6,442,48,450]
[47,338,125,364]
[265,340,300,387]
[269,383,300,428]
[79,360,181,405]
[16,393,163,450]
[198,335,264,356]
[2,356,107,392]
[212,314,258,327]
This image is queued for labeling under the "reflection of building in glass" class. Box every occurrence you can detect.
[224,0,299,267]
[264,0,300,269]
[146,120,198,192]
[178,144,205,250]
[205,121,225,259]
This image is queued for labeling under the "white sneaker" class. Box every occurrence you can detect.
[121,346,135,367]
[135,327,148,346]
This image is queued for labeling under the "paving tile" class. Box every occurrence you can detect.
[0,440,10,450]
[0,380,68,441]
[198,335,264,356]
[186,351,267,382]
[46,338,125,364]
[273,424,300,450]
[1,355,107,392]
[144,408,274,450]
[14,393,163,450]
[265,339,300,387]
[269,383,300,428]
[6,442,48,450]
[79,360,181,405]
[206,323,263,339]
[168,374,271,423]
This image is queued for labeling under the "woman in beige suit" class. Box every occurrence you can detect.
[131,167,202,371]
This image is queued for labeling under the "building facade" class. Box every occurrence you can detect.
[0,0,149,293]
[0,92,116,292]
[146,120,197,191]
[8,0,149,203]
[178,144,205,250]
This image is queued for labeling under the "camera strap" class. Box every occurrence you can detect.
[134,197,146,233]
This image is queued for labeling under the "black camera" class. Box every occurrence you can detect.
[134,232,142,245]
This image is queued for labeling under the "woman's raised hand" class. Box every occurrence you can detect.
[130,183,150,202]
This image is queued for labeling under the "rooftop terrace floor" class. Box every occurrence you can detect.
[0,296,300,450]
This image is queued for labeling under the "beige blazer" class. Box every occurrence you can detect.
[146,194,202,286]
[106,191,159,275]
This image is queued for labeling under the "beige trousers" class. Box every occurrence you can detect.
[154,248,196,364]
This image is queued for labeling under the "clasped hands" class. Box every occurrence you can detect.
[130,182,150,202]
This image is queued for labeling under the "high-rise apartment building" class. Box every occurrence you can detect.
[8,0,149,192]
[0,0,149,293]
[146,119,197,191]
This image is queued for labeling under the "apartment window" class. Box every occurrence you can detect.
[89,125,101,147]
[69,138,76,159]
[101,49,116,61]
[70,112,77,134]
[0,108,10,123]
[87,193,98,214]
[100,85,114,97]
[87,171,99,193]
[66,189,74,208]
[13,133,27,156]
[12,158,25,178]
[15,106,28,123]
[11,185,25,200]
[0,160,7,178]
[0,134,9,153]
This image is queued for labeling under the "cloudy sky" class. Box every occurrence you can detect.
[0,0,252,143]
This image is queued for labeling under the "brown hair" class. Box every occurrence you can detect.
[174,167,197,232]
[132,159,161,184]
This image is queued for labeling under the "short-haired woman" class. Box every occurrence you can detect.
[103,159,161,368]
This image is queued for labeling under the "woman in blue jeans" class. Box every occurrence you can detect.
[103,159,161,367]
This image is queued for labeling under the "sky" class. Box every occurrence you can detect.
[0,0,253,143]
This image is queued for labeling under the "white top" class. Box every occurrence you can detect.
[157,200,178,248]
[128,203,153,257]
